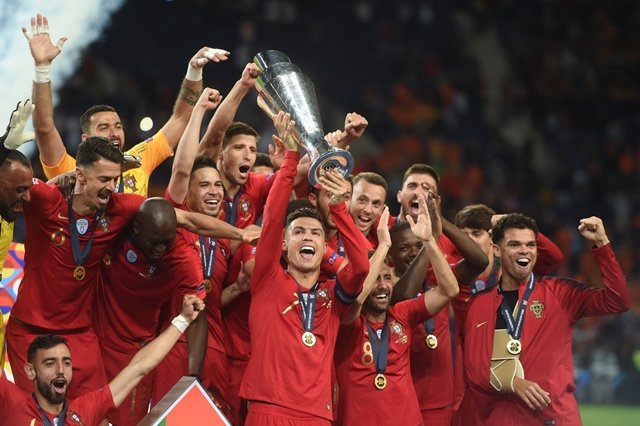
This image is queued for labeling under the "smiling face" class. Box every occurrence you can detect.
[25,343,72,406]
[283,216,326,274]
[82,111,125,150]
[0,161,33,222]
[364,263,394,314]
[349,180,387,235]
[397,173,438,222]
[219,134,258,186]
[187,167,225,217]
[494,228,537,285]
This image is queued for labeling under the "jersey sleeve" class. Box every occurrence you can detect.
[551,244,630,321]
[534,231,564,275]
[251,171,278,210]
[41,152,76,180]
[72,386,117,424]
[251,151,299,293]
[332,202,369,303]
[321,245,344,276]
[395,295,432,327]
[126,131,173,175]
[175,237,207,300]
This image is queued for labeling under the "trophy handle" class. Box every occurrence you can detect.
[308,148,354,188]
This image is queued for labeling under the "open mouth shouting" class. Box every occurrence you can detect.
[51,377,68,396]
[203,197,220,210]
[97,189,113,205]
[299,245,316,261]
[238,164,251,180]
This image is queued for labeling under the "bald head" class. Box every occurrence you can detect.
[134,198,177,263]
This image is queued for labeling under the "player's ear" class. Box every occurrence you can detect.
[24,362,36,381]
[492,243,501,258]
[75,167,86,185]
[396,190,402,204]
[80,133,89,142]
[308,193,318,207]
[281,239,287,252]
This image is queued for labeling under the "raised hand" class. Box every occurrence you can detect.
[324,129,347,149]
[2,100,35,149]
[272,111,298,151]
[426,191,442,239]
[377,206,391,248]
[268,134,286,170]
[578,216,609,248]
[343,112,368,143]
[317,169,351,205]
[22,14,67,66]
[181,294,205,323]
[242,225,261,246]
[189,47,230,69]
[406,194,433,242]
[236,261,251,293]
[513,377,551,411]
[196,88,223,111]
[240,63,261,89]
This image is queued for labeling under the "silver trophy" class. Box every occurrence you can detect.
[253,50,354,187]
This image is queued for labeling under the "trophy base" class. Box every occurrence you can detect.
[308,149,354,188]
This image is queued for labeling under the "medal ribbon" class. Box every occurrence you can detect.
[366,318,390,374]
[470,257,501,295]
[224,189,243,226]
[33,393,67,426]
[296,283,319,333]
[68,199,101,268]
[336,234,345,257]
[498,273,535,340]
[116,174,124,193]
[198,236,217,278]
[421,281,435,334]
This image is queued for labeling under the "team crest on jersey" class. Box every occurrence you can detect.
[98,215,111,232]
[76,218,89,235]
[69,410,84,424]
[239,197,252,220]
[126,249,138,263]
[316,286,332,309]
[530,300,544,318]
[390,320,408,344]
[123,173,139,192]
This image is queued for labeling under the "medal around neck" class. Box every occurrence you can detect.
[374,373,387,390]
[425,334,438,349]
[302,331,316,347]
[253,50,354,187]
[73,265,85,281]
[506,338,522,355]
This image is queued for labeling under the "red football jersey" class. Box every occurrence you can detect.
[335,296,431,426]
[461,245,629,426]
[219,171,276,228]
[239,152,369,420]
[12,180,144,330]
[6,386,115,426]
[94,233,205,353]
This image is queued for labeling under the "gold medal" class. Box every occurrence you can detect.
[73,265,86,281]
[506,338,522,355]
[302,331,316,347]
[374,373,387,390]
[425,334,438,350]
[204,279,212,293]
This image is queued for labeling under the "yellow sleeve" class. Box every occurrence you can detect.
[126,131,173,176]
[0,219,13,363]
[41,152,77,180]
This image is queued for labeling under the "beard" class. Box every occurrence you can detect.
[36,376,66,405]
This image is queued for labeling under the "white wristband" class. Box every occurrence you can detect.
[35,64,51,83]
[171,314,190,333]
[185,65,202,82]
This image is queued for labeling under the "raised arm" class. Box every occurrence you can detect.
[406,195,459,314]
[23,14,68,166]
[186,304,207,378]
[160,47,229,149]
[198,63,260,159]
[319,170,370,298]
[109,295,204,408]
[342,207,391,323]
[167,88,222,204]
[442,219,488,284]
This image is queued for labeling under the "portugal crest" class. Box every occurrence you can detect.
[530,300,544,319]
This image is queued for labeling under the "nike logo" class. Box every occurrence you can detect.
[476,321,489,328]
[57,212,69,221]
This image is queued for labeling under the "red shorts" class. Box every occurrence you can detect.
[101,342,153,425]
[246,402,331,426]
[152,341,232,421]
[421,406,453,426]
[6,317,107,399]
[227,357,249,425]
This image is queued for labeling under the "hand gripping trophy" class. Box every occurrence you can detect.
[253,50,354,187]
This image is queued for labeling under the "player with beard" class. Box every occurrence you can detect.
[240,113,369,425]
[2,295,204,426]
[334,195,459,426]
[460,214,629,425]
[24,13,229,195]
